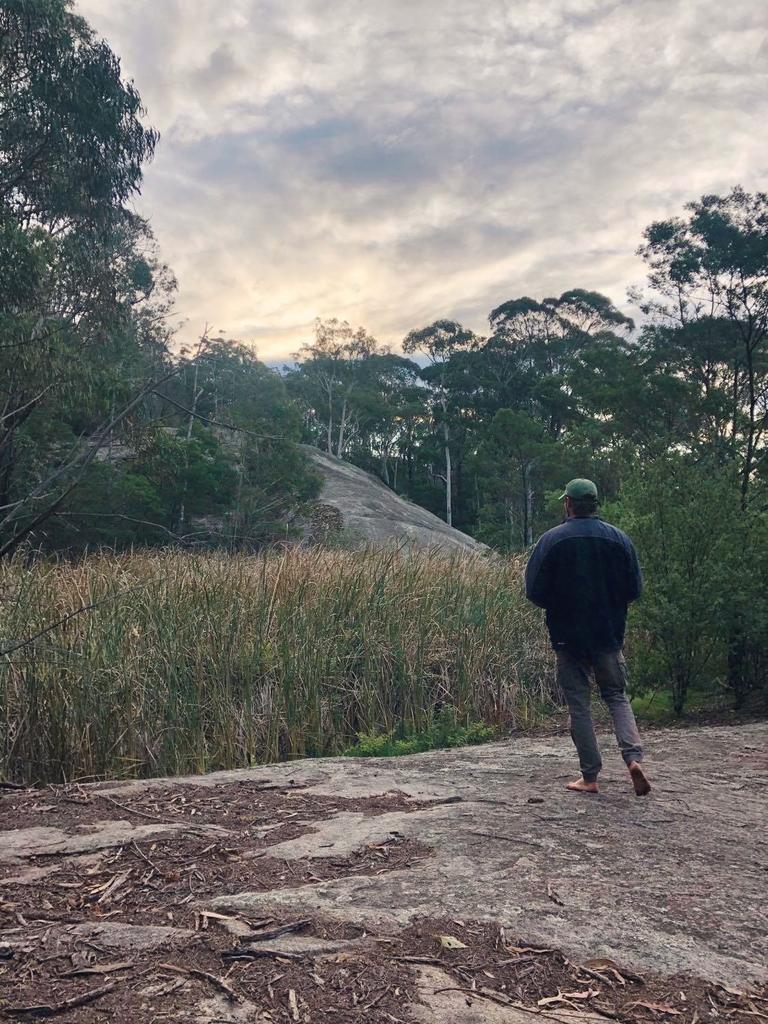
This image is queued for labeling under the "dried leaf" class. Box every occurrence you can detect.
[626,1001,683,1015]
[436,934,468,949]
[584,957,644,984]
[539,989,599,1006]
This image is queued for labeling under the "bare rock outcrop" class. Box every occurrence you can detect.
[302,446,487,554]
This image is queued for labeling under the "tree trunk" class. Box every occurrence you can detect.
[326,385,333,454]
[336,397,348,458]
[179,361,201,531]
[441,395,452,526]
[740,341,757,511]
[443,424,452,527]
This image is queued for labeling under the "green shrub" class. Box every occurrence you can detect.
[608,456,768,715]
[344,708,495,757]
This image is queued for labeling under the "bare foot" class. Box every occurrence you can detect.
[566,777,599,794]
[628,761,651,797]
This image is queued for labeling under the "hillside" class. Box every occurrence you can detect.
[304,446,487,554]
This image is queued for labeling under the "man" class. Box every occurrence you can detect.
[525,479,650,797]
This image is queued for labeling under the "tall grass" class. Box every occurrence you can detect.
[0,549,553,784]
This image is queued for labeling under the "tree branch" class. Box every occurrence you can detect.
[0,364,185,560]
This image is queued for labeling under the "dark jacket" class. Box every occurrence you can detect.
[524,515,643,657]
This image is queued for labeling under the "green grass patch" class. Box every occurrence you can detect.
[343,708,495,757]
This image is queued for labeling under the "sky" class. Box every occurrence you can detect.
[77,0,768,361]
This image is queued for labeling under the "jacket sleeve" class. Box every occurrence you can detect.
[624,538,643,603]
[525,536,554,609]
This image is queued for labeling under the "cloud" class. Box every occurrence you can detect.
[76,0,768,359]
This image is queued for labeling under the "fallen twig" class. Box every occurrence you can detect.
[288,989,300,1021]
[393,955,446,965]
[158,963,240,1003]
[250,782,308,793]
[59,961,134,979]
[363,986,391,1011]
[7,982,118,1017]
[223,947,304,962]
[94,793,170,823]
[245,919,311,942]
[432,985,518,1007]
[625,1001,683,1015]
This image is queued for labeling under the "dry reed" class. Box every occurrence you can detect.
[0,548,553,783]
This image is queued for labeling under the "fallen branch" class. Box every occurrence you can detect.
[94,793,171,823]
[59,961,134,979]
[223,947,303,962]
[244,919,311,942]
[7,982,117,1017]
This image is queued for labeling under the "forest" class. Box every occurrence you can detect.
[1,0,767,744]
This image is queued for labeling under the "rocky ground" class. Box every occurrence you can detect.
[1,723,766,1022]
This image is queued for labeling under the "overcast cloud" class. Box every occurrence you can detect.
[76,0,768,359]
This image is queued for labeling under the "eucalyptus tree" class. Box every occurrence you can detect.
[0,0,170,555]
[638,187,768,508]
[486,290,634,440]
[638,188,768,702]
[290,318,379,458]
[402,319,476,527]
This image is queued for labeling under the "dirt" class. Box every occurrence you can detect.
[0,779,424,834]
[0,832,430,929]
[1,913,764,1024]
[1,722,766,1022]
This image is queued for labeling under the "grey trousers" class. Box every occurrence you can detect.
[556,649,643,783]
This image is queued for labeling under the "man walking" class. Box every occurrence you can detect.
[525,479,651,797]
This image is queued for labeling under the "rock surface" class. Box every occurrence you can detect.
[202,723,768,986]
[1,723,766,1021]
[303,445,487,554]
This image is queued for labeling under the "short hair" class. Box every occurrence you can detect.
[571,495,599,516]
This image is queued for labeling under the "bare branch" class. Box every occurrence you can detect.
[0,385,54,426]
[150,391,292,442]
[0,363,185,560]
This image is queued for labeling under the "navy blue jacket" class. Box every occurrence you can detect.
[524,516,643,657]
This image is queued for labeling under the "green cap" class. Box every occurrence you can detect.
[559,478,598,501]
